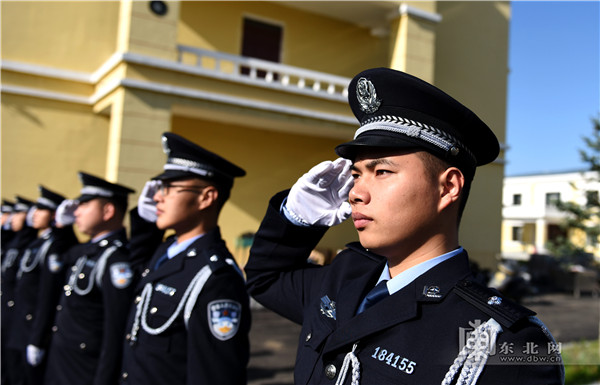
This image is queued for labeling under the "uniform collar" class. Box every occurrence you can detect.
[167,233,205,259]
[378,247,463,295]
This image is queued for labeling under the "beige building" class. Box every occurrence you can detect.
[1,1,510,269]
[502,170,600,261]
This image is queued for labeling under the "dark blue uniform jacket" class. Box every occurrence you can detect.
[246,191,564,385]
[120,227,250,385]
[44,228,133,385]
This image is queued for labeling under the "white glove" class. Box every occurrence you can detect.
[55,199,78,226]
[26,344,45,366]
[137,180,160,222]
[286,158,353,226]
[26,207,36,227]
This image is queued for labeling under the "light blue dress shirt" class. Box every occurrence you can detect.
[166,233,205,259]
[377,247,464,295]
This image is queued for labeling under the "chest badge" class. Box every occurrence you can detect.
[320,295,337,320]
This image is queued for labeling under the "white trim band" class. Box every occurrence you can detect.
[356,116,476,163]
[36,197,58,209]
[80,186,114,198]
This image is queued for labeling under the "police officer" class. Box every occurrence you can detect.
[44,173,135,385]
[6,186,79,384]
[1,199,16,253]
[245,68,564,384]
[2,196,38,385]
[120,132,250,385]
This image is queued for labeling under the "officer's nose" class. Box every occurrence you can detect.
[349,180,369,205]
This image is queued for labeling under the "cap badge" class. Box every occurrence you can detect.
[356,77,381,114]
[161,136,170,155]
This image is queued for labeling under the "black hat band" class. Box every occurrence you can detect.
[164,157,215,178]
[357,115,476,164]
[36,197,58,210]
[80,186,115,198]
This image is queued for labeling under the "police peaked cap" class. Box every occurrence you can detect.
[1,199,14,214]
[335,68,499,176]
[13,196,34,213]
[153,132,246,182]
[35,185,66,211]
[76,172,135,205]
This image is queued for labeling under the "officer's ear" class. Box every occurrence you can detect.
[101,200,117,222]
[197,185,219,211]
[438,167,464,212]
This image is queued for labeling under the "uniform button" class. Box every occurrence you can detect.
[56,305,62,311]
[305,332,312,342]
[325,364,337,379]
[150,307,158,314]
[135,296,141,304]
[142,269,149,277]
[122,372,128,379]
[7,300,14,308]
[71,266,77,272]
[78,273,85,279]
[125,334,131,341]
[25,314,33,321]
[80,343,86,350]
[52,326,58,332]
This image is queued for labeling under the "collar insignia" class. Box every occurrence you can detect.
[320,295,336,320]
[423,285,442,298]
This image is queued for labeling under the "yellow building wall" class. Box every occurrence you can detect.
[1,1,119,71]
[1,94,109,200]
[178,1,388,77]
[435,1,510,269]
[1,0,510,269]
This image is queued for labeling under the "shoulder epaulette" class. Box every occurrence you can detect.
[454,279,535,329]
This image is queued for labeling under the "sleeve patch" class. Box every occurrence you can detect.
[110,262,133,289]
[207,300,242,341]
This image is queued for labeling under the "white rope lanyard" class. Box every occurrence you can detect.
[68,256,96,296]
[67,246,118,296]
[18,239,52,276]
[335,343,361,385]
[130,265,212,343]
[442,318,503,385]
[2,249,19,272]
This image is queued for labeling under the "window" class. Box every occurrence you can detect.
[241,18,282,78]
[512,226,523,242]
[512,194,522,206]
[545,192,560,206]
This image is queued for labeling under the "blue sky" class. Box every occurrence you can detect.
[505,1,600,176]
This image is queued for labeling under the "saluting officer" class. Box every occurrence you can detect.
[6,186,79,384]
[245,68,564,384]
[120,132,250,385]
[44,172,135,385]
[2,196,38,385]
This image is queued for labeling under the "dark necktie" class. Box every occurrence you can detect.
[356,280,389,314]
[153,252,169,271]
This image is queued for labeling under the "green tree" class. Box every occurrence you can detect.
[546,117,600,265]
